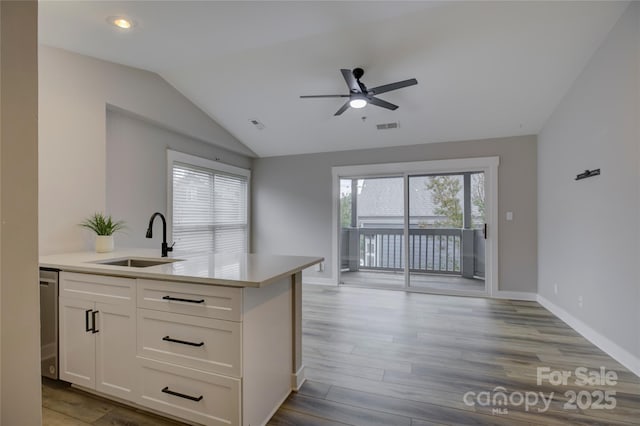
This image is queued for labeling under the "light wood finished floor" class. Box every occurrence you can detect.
[43,285,640,426]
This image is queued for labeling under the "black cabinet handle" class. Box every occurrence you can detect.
[85,309,92,332]
[162,295,205,304]
[162,336,205,347]
[91,310,99,333]
[161,386,203,402]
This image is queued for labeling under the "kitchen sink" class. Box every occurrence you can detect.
[91,257,182,268]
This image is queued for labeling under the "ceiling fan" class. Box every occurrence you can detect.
[300,68,418,116]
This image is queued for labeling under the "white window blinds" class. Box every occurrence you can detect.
[171,160,248,254]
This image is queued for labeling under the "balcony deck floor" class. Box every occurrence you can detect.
[340,270,485,293]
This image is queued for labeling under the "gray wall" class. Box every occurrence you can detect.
[39,46,255,254]
[106,109,252,250]
[252,135,537,293]
[538,3,639,357]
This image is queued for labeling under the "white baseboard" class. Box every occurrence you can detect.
[537,294,640,378]
[302,277,338,286]
[493,291,537,301]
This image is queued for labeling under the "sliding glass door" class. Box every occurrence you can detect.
[337,167,489,296]
[339,176,405,288]
[408,172,485,293]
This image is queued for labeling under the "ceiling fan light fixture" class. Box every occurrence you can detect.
[300,68,417,116]
[349,97,367,109]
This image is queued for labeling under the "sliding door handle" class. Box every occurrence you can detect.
[483,223,487,240]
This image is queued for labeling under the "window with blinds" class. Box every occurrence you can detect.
[171,157,249,254]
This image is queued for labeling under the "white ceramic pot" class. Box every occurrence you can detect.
[95,235,114,253]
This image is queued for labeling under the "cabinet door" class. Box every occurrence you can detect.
[137,279,242,321]
[138,357,240,426]
[137,308,242,377]
[95,302,137,400]
[59,297,96,388]
[60,272,135,305]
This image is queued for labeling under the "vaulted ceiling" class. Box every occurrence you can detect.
[39,1,628,157]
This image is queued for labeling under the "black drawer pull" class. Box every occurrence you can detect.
[85,309,92,332]
[162,295,205,304]
[91,310,99,333]
[162,336,205,347]
[161,386,203,402]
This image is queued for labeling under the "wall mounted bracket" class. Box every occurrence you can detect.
[575,169,600,181]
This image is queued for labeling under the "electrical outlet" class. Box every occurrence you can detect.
[578,295,583,309]
[554,283,558,295]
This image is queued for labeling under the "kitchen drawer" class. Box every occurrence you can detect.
[137,357,240,426]
[60,272,135,305]
[137,309,242,377]
[137,279,242,321]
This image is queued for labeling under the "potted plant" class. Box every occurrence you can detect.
[80,213,126,253]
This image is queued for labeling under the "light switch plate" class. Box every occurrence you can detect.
[506,211,513,221]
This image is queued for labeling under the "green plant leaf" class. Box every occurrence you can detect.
[80,212,126,236]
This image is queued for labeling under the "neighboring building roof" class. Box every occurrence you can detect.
[353,176,483,222]
[356,177,462,217]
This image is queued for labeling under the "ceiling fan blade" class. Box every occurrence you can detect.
[341,69,360,93]
[369,78,418,96]
[368,97,398,111]
[334,101,351,116]
[300,94,349,98]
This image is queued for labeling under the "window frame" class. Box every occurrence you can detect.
[167,149,251,254]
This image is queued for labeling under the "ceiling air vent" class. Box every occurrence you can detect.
[376,122,399,130]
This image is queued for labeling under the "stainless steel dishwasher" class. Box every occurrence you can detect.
[40,268,59,379]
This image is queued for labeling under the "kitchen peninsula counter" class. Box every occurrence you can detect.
[40,249,322,288]
[40,249,322,426]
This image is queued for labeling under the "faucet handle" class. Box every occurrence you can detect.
[168,242,175,252]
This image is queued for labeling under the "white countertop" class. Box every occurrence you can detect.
[40,249,323,288]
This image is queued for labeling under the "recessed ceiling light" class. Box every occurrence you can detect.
[107,16,135,30]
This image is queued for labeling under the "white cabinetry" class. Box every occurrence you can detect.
[136,279,244,426]
[59,272,294,426]
[136,278,293,426]
[137,308,242,377]
[59,297,95,388]
[59,272,136,401]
